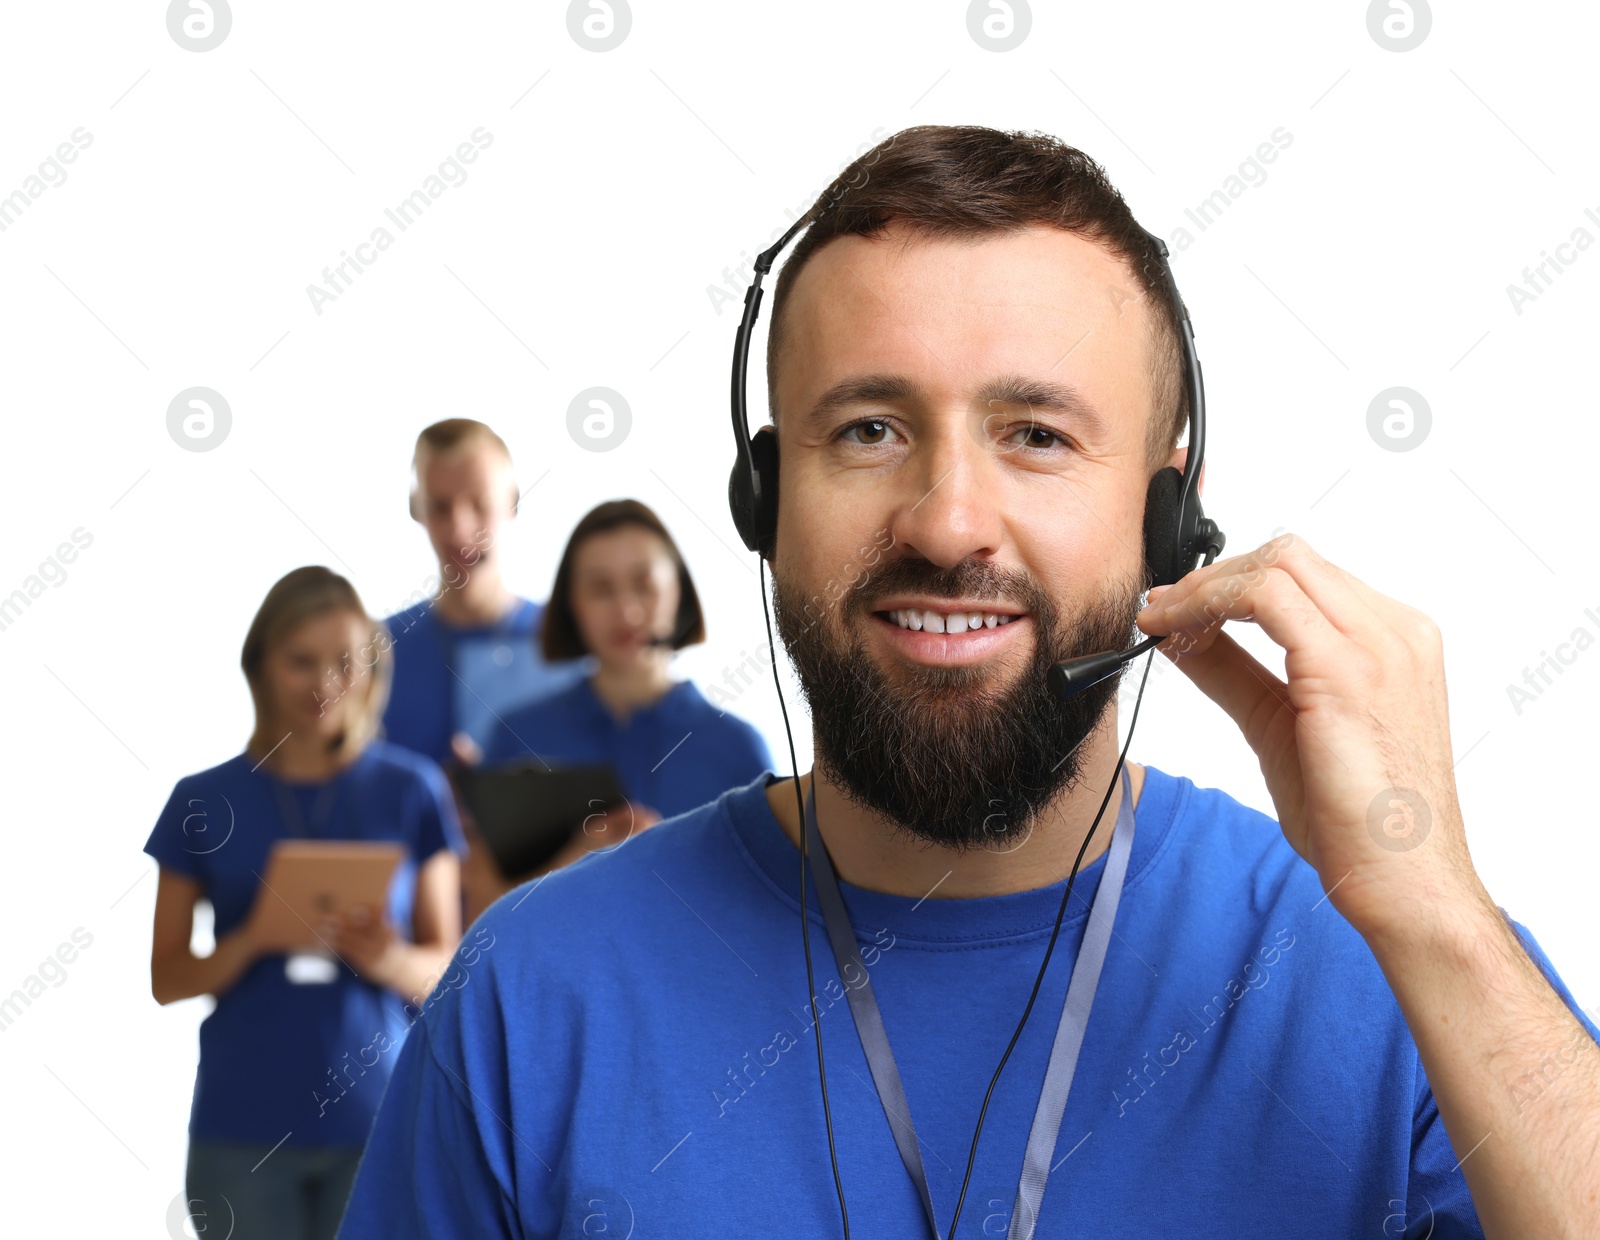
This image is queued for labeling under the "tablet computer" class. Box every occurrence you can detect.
[454,762,627,880]
[251,840,406,953]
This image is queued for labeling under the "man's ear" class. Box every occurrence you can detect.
[1163,445,1204,498]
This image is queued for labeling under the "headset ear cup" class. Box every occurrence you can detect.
[749,428,780,561]
[727,457,757,553]
[1142,466,1185,588]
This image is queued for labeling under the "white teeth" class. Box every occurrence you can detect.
[888,608,1023,632]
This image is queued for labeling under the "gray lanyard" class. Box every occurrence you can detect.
[803,773,1136,1240]
[272,777,342,841]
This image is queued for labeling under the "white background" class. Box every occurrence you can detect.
[0,1,1594,1232]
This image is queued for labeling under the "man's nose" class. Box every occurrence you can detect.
[884,425,1004,569]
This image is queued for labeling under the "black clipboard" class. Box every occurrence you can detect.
[454,761,628,880]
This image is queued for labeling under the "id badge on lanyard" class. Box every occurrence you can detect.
[274,779,344,985]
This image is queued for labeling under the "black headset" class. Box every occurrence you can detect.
[727,214,1225,693]
[726,203,1225,1240]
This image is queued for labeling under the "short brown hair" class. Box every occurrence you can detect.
[541,500,706,660]
[413,418,512,467]
[411,419,515,518]
[240,566,391,760]
[766,125,1186,469]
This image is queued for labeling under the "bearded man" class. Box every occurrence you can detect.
[337,125,1600,1240]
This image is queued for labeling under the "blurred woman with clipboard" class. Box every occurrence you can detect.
[143,567,466,1240]
[465,500,773,918]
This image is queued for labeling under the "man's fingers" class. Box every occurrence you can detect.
[1149,534,1396,647]
[1141,557,1349,663]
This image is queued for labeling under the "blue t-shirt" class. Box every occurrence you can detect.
[480,676,774,820]
[380,597,589,767]
[143,740,468,1149]
[335,766,1599,1238]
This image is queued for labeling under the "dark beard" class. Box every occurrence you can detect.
[772,555,1144,850]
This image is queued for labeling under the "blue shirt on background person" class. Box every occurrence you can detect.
[144,739,467,1148]
[380,595,588,768]
[333,765,1600,1238]
[480,674,772,819]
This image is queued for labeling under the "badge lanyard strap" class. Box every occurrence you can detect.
[803,774,1136,1240]
[273,778,342,841]
[270,775,348,981]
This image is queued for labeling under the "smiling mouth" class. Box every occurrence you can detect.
[877,607,1023,634]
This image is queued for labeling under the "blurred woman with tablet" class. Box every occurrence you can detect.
[467,500,772,912]
[144,566,466,1240]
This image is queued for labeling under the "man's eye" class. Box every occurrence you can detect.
[841,419,898,445]
[1005,423,1068,450]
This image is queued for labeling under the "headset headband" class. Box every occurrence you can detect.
[729,213,1219,583]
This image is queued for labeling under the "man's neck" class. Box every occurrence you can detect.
[764,727,1141,900]
[433,575,514,628]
